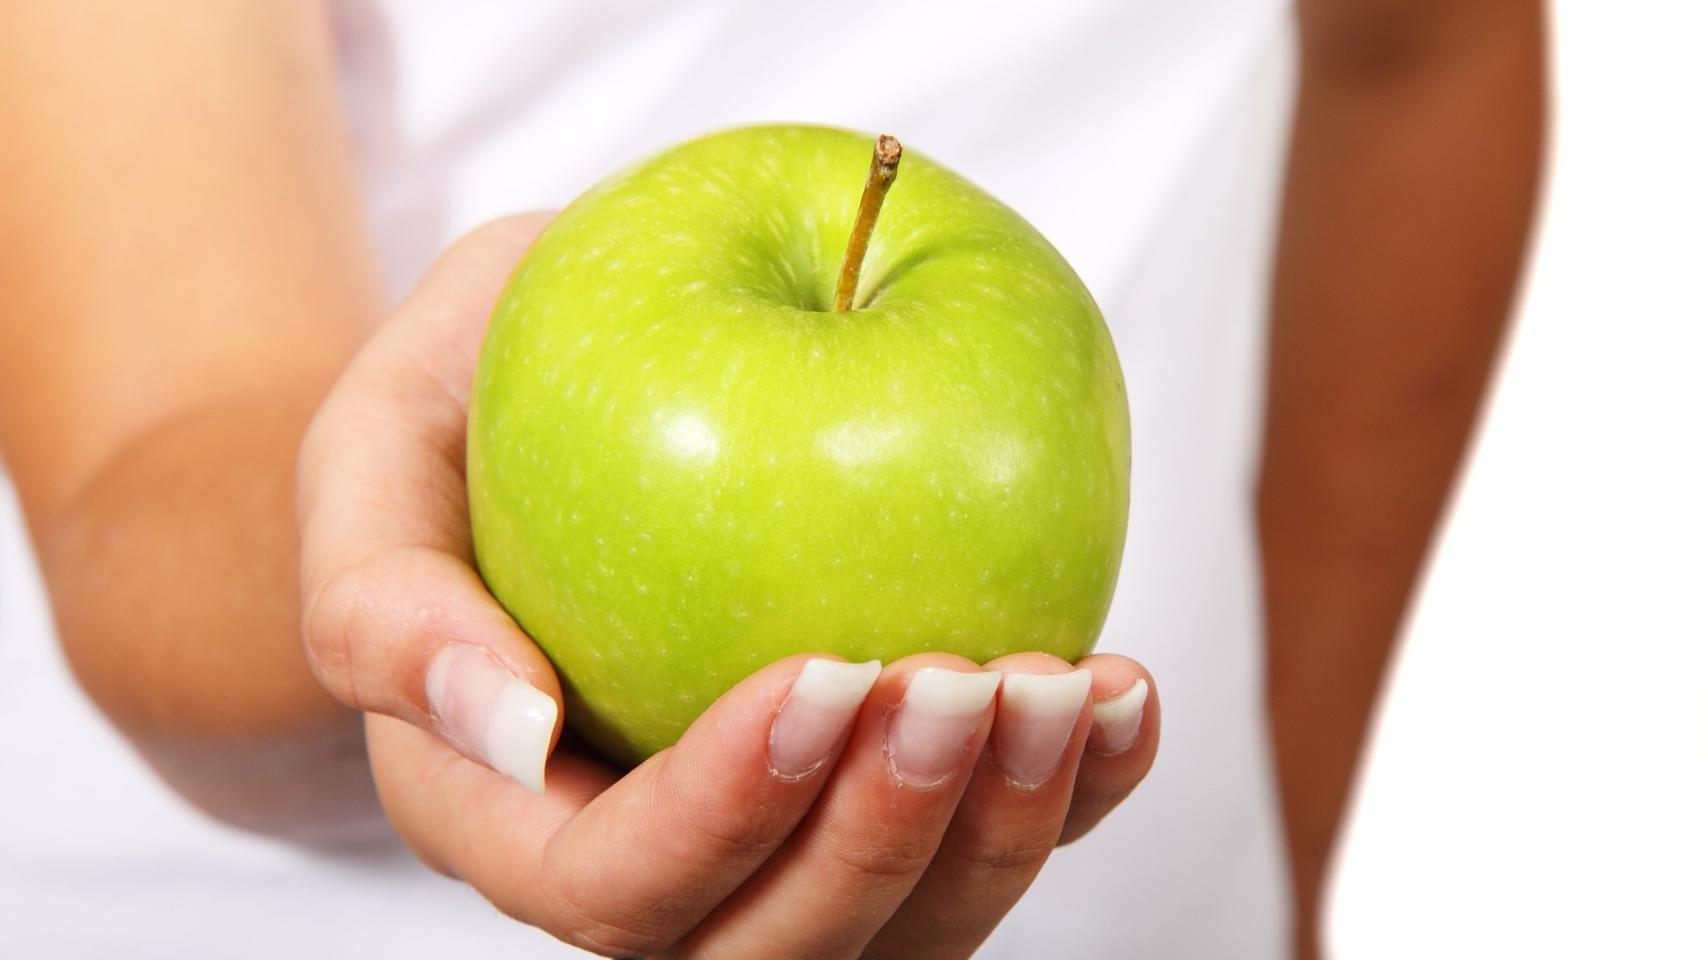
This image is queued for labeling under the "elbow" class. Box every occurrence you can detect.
[1296,0,1434,83]
[130,727,394,850]
[37,433,386,848]
[1296,0,1547,85]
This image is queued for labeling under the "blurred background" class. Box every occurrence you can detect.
[1329,3,1705,955]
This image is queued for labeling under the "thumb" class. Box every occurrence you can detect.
[296,214,564,790]
[301,545,563,792]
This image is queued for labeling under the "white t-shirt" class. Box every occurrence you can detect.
[0,1,1295,955]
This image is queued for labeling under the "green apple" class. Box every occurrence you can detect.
[468,124,1129,765]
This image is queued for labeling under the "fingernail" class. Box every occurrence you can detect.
[425,642,559,793]
[768,659,882,780]
[993,670,1092,789]
[1089,679,1150,756]
[885,667,1002,788]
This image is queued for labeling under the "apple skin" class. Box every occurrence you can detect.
[468,124,1129,765]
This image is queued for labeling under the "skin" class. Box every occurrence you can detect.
[1264,3,1546,955]
[0,0,379,842]
[0,0,1543,956]
[470,126,1129,762]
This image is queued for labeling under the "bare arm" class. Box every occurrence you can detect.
[0,2,379,841]
[1262,1,1546,953]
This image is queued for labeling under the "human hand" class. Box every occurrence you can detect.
[296,214,1161,958]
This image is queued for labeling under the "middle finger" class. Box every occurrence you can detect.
[671,653,1000,959]
[862,652,1093,960]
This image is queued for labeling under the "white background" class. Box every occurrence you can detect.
[1329,3,1706,956]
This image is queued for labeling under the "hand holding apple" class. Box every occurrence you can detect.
[297,208,1160,957]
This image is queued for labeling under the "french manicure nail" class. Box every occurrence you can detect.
[1089,679,1150,756]
[425,642,559,793]
[886,667,1002,788]
[768,659,882,780]
[994,670,1092,789]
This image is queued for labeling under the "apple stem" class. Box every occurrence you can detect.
[833,134,902,312]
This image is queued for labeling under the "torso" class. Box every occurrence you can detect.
[0,1,1294,954]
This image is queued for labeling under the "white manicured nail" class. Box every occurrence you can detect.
[769,659,882,779]
[886,667,1002,788]
[425,642,559,793]
[993,670,1092,789]
[1089,679,1150,756]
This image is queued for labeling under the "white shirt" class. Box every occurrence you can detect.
[0,1,1294,955]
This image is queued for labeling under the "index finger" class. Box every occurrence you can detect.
[368,653,881,957]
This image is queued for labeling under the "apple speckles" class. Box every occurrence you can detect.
[468,126,1126,761]
[979,434,1030,487]
[659,411,720,466]
[818,420,906,468]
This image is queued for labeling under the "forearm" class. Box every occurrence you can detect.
[42,385,381,843]
[0,2,381,840]
[1263,1,1546,952]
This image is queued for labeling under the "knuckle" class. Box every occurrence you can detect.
[565,925,675,959]
[550,896,680,959]
[300,547,453,712]
[829,832,939,884]
[542,828,684,957]
[676,793,785,865]
[300,566,364,703]
[654,753,786,867]
[479,211,555,242]
[1078,779,1141,817]
[942,825,1060,877]
[1056,785,1141,847]
[450,214,553,270]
